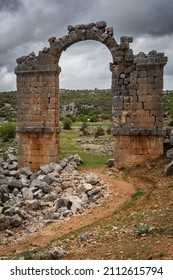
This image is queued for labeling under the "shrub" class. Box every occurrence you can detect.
[0,122,16,142]
[164,91,173,122]
[89,114,99,122]
[135,223,154,235]
[94,126,105,138]
[106,126,112,135]
[80,121,90,136]
[80,121,88,132]
[22,250,33,260]
[62,117,72,130]
[76,115,88,122]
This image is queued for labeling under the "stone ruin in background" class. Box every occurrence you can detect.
[15,21,167,172]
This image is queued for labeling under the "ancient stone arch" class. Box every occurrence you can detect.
[15,21,167,171]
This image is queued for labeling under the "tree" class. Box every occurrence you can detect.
[62,117,72,130]
[0,122,16,142]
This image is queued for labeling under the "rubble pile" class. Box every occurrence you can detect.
[0,153,108,234]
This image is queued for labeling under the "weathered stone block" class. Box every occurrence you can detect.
[96,21,107,28]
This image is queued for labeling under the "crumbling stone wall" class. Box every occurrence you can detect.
[111,40,167,166]
[15,21,167,171]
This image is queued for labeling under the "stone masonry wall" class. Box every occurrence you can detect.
[15,21,167,170]
[15,70,60,171]
[111,38,167,167]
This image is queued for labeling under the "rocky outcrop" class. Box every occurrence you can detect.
[0,153,108,234]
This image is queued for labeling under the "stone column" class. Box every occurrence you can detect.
[111,37,167,167]
[15,67,61,172]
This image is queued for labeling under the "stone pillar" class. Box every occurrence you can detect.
[15,67,60,172]
[111,38,167,167]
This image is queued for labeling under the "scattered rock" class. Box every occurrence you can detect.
[79,232,92,242]
[40,164,55,175]
[8,179,22,190]
[106,159,115,167]
[0,215,9,230]
[7,214,22,227]
[18,167,32,178]
[85,173,98,185]
[22,188,33,200]
[0,154,108,233]
[49,247,66,260]
[56,198,72,210]
[165,161,173,176]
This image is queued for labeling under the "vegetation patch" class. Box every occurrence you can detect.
[0,122,16,142]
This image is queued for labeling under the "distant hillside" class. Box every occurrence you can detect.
[0,91,17,121]
[1,89,172,124]
[0,89,112,122]
[60,89,112,119]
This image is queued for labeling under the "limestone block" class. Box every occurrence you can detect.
[124,102,132,110]
[152,69,163,77]
[127,84,139,90]
[75,29,86,41]
[106,27,113,36]
[84,23,95,29]
[154,82,163,90]
[137,77,153,84]
[120,36,133,43]
[144,102,154,110]
[112,96,123,109]
[120,42,129,50]
[99,33,109,43]
[112,110,122,117]
[125,54,134,62]
[112,116,119,127]
[96,21,107,28]
[155,120,163,128]
[138,95,153,102]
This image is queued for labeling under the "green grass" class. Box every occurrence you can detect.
[131,189,144,200]
[60,128,111,169]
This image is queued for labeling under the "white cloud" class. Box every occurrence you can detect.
[0,67,16,91]
[133,34,173,89]
[59,41,112,89]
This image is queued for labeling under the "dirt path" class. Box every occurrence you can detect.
[0,168,135,258]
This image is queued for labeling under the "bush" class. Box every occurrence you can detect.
[164,91,173,122]
[89,114,99,122]
[106,126,112,135]
[0,122,16,142]
[22,250,33,260]
[62,117,72,130]
[94,126,105,138]
[76,115,88,122]
[135,223,154,235]
[80,121,88,132]
[80,121,90,136]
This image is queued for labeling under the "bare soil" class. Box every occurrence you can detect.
[1,156,173,260]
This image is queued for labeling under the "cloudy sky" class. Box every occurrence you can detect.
[0,0,173,91]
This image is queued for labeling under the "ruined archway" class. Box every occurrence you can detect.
[15,21,167,171]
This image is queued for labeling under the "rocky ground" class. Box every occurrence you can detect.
[0,152,109,246]
[76,138,113,156]
[1,146,173,260]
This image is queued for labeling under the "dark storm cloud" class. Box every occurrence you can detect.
[0,0,22,12]
[0,0,172,90]
[92,0,173,37]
